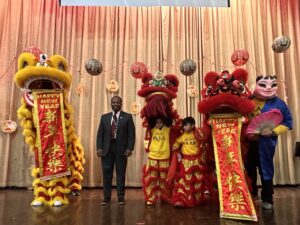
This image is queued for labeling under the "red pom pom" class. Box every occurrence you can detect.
[232,68,248,83]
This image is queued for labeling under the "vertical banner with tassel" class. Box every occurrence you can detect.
[209,113,257,221]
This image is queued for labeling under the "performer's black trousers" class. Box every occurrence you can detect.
[101,140,127,200]
[246,141,274,204]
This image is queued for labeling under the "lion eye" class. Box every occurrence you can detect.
[205,86,213,96]
[272,83,277,88]
[239,83,246,93]
[58,62,65,71]
[22,61,29,68]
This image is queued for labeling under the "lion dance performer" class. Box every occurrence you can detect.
[14,47,85,206]
[198,69,257,221]
[246,75,292,210]
[170,116,207,208]
[134,68,181,206]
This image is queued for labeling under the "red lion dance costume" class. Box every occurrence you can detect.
[169,119,207,208]
[135,70,181,205]
[198,69,258,221]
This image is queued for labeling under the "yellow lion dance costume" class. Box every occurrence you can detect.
[14,48,85,207]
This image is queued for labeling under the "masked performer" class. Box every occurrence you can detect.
[246,75,292,210]
[14,48,85,206]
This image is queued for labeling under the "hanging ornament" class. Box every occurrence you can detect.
[85,58,103,76]
[180,59,197,76]
[106,80,119,93]
[187,84,198,97]
[1,120,17,134]
[23,46,43,58]
[272,35,291,53]
[130,62,148,79]
[130,101,142,114]
[231,49,249,66]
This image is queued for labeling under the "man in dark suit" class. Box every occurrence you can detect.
[96,96,135,205]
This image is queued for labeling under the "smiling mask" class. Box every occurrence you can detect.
[253,75,278,99]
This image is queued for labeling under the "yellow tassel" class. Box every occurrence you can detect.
[68,182,82,191]
[34,186,48,197]
[31,168,40,177]
[48,177,69,187]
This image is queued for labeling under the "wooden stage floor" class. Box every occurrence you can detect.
[0,187,299,225]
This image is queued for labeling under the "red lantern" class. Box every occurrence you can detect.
[23,46,43,58]
[231,49,249,66]
[130,62,148,79]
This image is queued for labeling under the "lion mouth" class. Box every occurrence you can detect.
[24,75,64,90]
[22,76,64,107]
[198,93,255,115]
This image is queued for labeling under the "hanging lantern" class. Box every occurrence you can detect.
[23,46,43,58]
[85,58,103,76]
[180,59,197,76]
[272,35,291,53]
[1,120,17,134]
[231,49,249,66]
[187,84,198,98]
[130,101,142,114]
[106,80,119,93]
[130,62,148,79]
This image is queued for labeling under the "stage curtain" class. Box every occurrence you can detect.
[0,0,299,187]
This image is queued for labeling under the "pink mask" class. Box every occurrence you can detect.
[253,76,278,99]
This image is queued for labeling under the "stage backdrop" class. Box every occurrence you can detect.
[0,0,299,187]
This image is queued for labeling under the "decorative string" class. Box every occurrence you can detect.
[0,57,17,81]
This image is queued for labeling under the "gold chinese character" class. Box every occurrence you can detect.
[226,151,237,165]
[44,110,56,123]
[47,158,63,173]
[226,173,243,191]
[45,143,63,158]
[228,192,246,211]
[44,125,57,138]
[222,135,233,149]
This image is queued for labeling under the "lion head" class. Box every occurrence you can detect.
[14,51,71,107]
[198,68,255,115]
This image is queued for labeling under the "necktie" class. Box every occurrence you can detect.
[111,113,118,139]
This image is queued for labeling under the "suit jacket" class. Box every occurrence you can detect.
[96,111,135,156]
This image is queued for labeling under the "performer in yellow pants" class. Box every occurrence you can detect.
[142,118,172,205]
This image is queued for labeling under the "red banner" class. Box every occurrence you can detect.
[33,90,70,181]
[209,114,257,221]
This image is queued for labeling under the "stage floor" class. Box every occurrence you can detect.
[0,187,299,225]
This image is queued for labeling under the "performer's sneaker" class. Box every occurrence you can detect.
[53,200,63,207]
[174,201,184,208]
[71,190,80,196]
[262,202,273,210]
[101,198,110,205]
[118,198,125,205]
[145,201,154,207]
[32,200,43,207]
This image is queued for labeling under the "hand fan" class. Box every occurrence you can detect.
[246,109,283,137]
